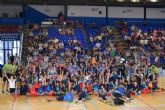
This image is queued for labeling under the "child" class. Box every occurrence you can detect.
[44,82,53,95]
[110,88,125,105]
[133,82,141,95]
[93,82,99,95]
[5,74,16,95]
[98,84,107,101]
[47,91,74,102]
[20,81,28,95]
[53,82,61,96]
[37,82,44,95]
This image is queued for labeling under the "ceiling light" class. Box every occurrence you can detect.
[150,0,158,2]
[117,0,125,2]
[131,0,140,2]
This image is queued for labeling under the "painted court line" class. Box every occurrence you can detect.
[89,98,100,110]
[26,96,30,110]
[83,102,90,110]
[66,102,70,110]
[11,95,17,110]
[127,104,165,108]
[136,97,157,110]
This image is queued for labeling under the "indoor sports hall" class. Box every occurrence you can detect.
[0,0,165,110]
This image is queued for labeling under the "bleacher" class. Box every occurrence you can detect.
[48,27,88,50]
[20,22,165,66]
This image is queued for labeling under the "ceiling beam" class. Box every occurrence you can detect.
[0,0,164,7]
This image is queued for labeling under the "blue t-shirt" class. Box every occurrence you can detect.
[37,86,43,93]
[117,87,125,94]
[45,84,51,92]
[129,67,133,76]
[93,85,99,91]
[64,91,74,101]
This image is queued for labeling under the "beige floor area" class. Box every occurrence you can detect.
[0,76,165,110]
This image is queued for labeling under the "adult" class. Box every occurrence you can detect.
[2,59,15,93]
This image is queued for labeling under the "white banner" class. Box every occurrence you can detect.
[0,5,22,17]
[108,7,144,18]
[67,5,106,17]
[28,5,64,17]
[147,8,165,19]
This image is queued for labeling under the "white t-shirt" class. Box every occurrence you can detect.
[8,79,16,88]
[96,43,101,48]
[44,56,49,63]
[85,75,90,81]
[90,37,93,42]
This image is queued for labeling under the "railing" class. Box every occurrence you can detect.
[19,33,23,62]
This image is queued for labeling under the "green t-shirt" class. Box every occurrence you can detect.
[111,50,116,58]
[3,64,15,74]
[149,65,158,75]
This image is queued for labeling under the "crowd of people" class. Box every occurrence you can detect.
[88,26,113,51]
[1,22,164,105]
[121,22,165,55]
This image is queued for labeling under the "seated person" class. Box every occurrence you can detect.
[53,39,59,44]
[93,82,99,95]
[53,82,63,96]
[73,40,78,45]
[20,81,28,95]
[108,88,125,105]
[68,40,72,46]
[37,82,44,96]
[59,42,64,49]
[44,82,53,95]
[47,91,74,102]
[95,42,101,49]
[132,82,141,95]
[98,84,107,101]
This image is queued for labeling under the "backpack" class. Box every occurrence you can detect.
[114,98,124,105]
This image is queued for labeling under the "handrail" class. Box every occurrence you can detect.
[19,33,23,62]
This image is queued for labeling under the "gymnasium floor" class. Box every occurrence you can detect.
[0,70,165,110]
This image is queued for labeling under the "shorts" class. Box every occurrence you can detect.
[10,88,15,93]
[3,73,11,81]
[78,91,87,100]
[56,95,64,101]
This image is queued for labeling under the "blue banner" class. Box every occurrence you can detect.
[0,33,20,40]
[0,18,24,24]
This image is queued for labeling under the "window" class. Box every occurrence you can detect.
[5,41,8,49]
[17,41,20,47]
[0,41,3,49]
[14,41,17,47]
[13,48,17,56]
[1,40,20,64]
[9,41,13,49]
[0,50,4,65]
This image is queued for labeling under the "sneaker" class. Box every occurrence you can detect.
[126,98,130,102]
[47,98,51,102]
[78,100,83,103]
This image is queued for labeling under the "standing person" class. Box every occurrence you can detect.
[14,53,20,65]
[121,63,126,79]
[2,60,15,93]
[5,74,16,95]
